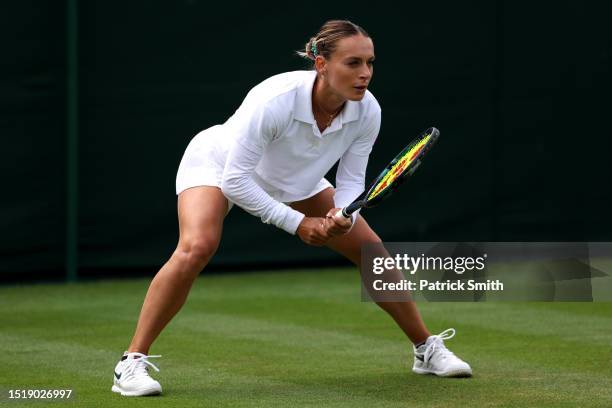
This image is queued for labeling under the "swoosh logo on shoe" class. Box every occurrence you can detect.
[415,355,424,362]
[114,371,122,380]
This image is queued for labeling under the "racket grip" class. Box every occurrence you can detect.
[336,201,362,218]
[335,208,351,219]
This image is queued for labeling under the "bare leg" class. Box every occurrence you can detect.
[128,186,228,354]
[290,188,430,345]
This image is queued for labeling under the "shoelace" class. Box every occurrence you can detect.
[123,354,162,379]
[423,328,456,363]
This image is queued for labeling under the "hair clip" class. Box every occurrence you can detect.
[311,41,318,57]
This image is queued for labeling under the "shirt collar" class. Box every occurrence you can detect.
[294,71,360,125]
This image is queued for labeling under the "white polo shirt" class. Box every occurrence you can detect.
[219,70,381,234]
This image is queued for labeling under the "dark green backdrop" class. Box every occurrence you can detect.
[2,1,611,281]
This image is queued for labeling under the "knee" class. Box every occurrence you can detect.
[363,237,383,246]
[353,238,383,268]
[173,237,219,271]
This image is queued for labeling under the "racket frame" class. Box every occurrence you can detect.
[338,127,440,218]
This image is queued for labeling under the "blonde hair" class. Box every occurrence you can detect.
[296,20,370,62]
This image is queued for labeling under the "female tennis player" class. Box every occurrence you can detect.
[111,20,472,397]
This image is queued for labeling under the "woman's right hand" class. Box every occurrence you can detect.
[296,217,331,246]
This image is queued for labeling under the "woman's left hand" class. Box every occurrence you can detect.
[324,208,353,237]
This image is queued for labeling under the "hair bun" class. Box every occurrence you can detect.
[296,20,369,64]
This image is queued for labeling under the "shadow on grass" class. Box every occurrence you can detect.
[168,371,479,407]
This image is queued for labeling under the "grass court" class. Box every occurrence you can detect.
[1,268,611,407]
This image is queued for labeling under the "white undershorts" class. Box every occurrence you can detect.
[175,126,333,213]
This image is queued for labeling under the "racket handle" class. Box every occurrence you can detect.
[336,201,362,219]
[335,208,351,219]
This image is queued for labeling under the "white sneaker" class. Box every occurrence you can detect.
[413,328,472,377]
[111,352,162,396]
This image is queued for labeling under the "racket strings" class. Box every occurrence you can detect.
[367,134,431,200]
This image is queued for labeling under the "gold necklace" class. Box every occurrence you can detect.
[316,102,344,128]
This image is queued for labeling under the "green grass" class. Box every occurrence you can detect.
[0,268,611,407]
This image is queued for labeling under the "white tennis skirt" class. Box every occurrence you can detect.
[175,126,333,212]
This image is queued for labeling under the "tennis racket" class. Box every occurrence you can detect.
[336,127,440,218]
